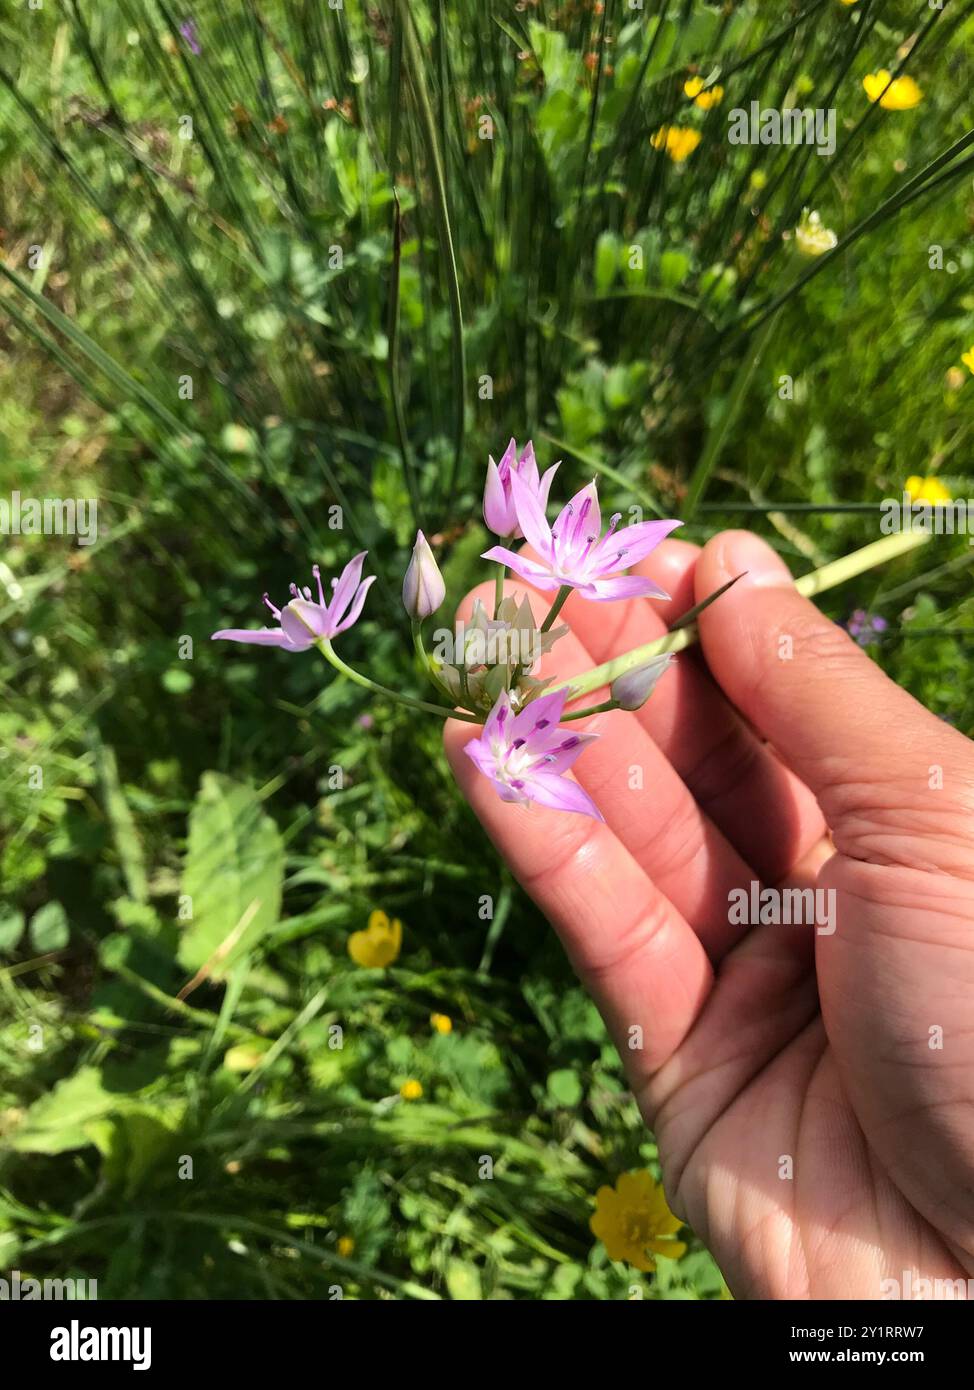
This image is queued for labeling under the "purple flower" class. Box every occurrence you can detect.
[212,552,375,651]
[402,530,446,620]
[483,474,682,601]
[483,438,560,539]
[180,19,201,56]
[845,608,887,647]
[463,687,603,820]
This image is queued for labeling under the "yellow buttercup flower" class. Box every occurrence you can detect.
[839,0,858,6]
[684,77,724,110]
[399,1079,423,1101]
[651,126,702,163]
[905,476,951,504]
[430,1012,453,1035]
[863,70,922,110]
[590,1169,687,1272]
[961,347,974,376]
[337,1236,355,1258]
[347,909,402,968]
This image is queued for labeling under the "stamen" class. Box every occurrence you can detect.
[512,737,526,749]
[560,736,580,750]
[262,592,281,619]
[534,718,550,730]
[303,586,312,600]
[312,564,326,606]
[289,582,300,598]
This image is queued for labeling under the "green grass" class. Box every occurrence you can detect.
[1,0,973,1299]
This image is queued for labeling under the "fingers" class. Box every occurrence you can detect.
[444,714,713,1079]
[559,538,827,884]
[450,580,757,955]
[695,531,974,875]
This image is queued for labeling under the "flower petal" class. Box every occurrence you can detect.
[604,517,683,568]
[509,467,554,556]
[580,574,671,602]
[328,551,368,625]
[333,574,377,634]
[211,627,298,648]
[523,769,603,820]
[482,546,563,591]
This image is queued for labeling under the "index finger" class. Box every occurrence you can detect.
[444,717,713,1084]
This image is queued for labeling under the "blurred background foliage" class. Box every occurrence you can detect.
[0,0,972,1298]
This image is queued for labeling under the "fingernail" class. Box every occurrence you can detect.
[713,531,793,589]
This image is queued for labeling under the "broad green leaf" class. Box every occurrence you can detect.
[29,901,69,953]
[179,773,284,975]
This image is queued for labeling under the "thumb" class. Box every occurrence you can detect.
[694,530,974,876]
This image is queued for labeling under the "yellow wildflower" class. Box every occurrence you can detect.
[337,1236,355,1258]
[430,1012,453,1035]
[961,347,974,376]
[905,476,951,505]
[794,208,837,257]
[399,1079,423,1101]
[684,77,724,110]
[839,0,858,6]
[862,70,922,110]
[347,909,402,968]
[651,126,702,163]
[590,1170,686,1272]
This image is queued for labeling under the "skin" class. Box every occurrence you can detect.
[444,530,974,1300]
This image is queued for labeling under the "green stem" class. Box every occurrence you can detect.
[561,699,619,722]
[540,585,572,633]
[552,529,932,704]
[493,562,506,620]
[317,639,480,723]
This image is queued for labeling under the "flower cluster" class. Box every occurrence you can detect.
[212,440,684,819]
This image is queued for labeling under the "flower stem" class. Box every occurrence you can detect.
[317,639,480,723]
[540,585,572,633]
[493,562,506,620]
[561,698,619,722]
[553,528,932,704]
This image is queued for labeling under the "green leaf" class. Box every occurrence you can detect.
[546,1068,584,1107]
[28,901,69,953]
[9,1068,115,1154]
[0,907,25,952]
[594,231,621,294]
[179,773,284,975]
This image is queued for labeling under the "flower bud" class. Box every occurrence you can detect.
[611,654,673,711]
[402,530,446,620]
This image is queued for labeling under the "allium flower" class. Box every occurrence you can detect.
[794,208,837,257]
[611,653,674,711]
[434,594,567,712]
[212,553,374,651]
[463,687,602,819]
[402,530,446,620]
[483,476,682,601]
[483,438,559,538]
[862,70,922,110]
[590,1170,687,1272]
[650,126,702,162]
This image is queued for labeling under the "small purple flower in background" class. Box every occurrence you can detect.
[483,438,560,539]
[484,474,682,601]
[464,687,603,820]
[212,552,375,651]
[179,19,201,56]
[846,608,888,647]
[357,713,375,730]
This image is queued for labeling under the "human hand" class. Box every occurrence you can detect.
[445,530,974,1299]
